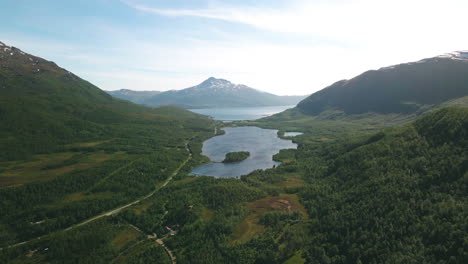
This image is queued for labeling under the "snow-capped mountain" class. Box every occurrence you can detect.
[110,77,307,109]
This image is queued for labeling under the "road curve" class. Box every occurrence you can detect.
[156,238,177,264]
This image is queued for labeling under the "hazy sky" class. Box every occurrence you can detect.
[1,0,467,95]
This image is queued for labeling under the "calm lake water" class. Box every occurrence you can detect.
[190,126,297,178]
[189,105,294,121]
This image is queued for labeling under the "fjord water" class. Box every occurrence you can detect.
[189,105,294,121]
[191,126,297,178]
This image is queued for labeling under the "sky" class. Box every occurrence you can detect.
[1,0,467,95]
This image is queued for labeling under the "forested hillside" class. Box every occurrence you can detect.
[3,103,465,263]
[0,42,216,248]
[296,107,468,263]
[297,52,468,115]
[0,42,214,161]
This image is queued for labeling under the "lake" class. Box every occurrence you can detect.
[189,105,294,121]
[190,126,297,178]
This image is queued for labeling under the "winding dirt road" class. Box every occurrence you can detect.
[2,143,192,250]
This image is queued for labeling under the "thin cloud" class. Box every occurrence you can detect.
[118,0,468,94]
[6,0,468,94]
[130,5,243,21]
[123,1,296,33]
[124,0,468,40]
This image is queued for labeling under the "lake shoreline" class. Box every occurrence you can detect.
[190,126,297,178]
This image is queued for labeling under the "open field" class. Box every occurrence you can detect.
[0,151,128,187]
[232,194,308,243]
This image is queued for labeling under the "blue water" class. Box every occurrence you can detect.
[190,126,297,178]
[189,105,294,121]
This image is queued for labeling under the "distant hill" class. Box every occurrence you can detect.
[297,52,468,115]
[107,77,307,108]
[106,89,161,104]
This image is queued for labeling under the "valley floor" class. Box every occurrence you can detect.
[1,107,467,264]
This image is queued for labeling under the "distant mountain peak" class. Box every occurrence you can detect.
[123,77,307,108]
[197,77,236,89]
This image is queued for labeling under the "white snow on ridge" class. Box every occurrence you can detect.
[438,51,468,60]
[379,50,468,71]
[196,79,251,92]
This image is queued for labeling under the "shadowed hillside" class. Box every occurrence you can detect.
[297,52,468,115]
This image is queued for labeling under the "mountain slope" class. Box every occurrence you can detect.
[0,41,215,246]
[297,52,468,115]
[106,89,161,104]
[140,77,306,108]
[0,41,212,161]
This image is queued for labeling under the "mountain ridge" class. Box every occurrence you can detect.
[106,89,161,104]
[106,77,307,109]
[0,40,213,161]
[297,51,468,115]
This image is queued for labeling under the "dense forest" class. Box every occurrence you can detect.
[0,45,217,249]
[1,43,467,263]
[296,107,468,263]
[3,107,466,263]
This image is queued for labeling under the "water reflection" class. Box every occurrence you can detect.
[190,126,297,178]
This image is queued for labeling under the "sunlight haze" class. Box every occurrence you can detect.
[2,0,467,95]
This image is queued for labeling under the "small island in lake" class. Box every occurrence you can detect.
[222,151,250,163]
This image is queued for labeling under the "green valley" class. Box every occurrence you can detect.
[0,41,467,264]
